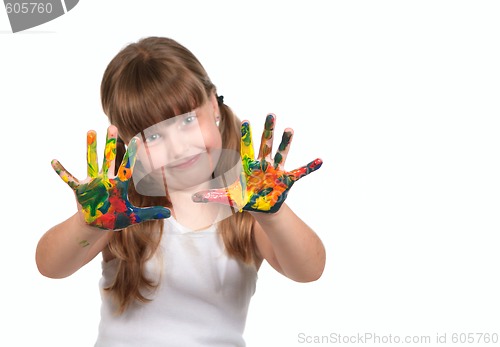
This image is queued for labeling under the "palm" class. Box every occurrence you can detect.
[52,128,170,230]
[193,114,322,213]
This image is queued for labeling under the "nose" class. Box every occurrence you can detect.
[136,127,190,172]
[163,127,192,163]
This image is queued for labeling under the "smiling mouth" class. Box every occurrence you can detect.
[167,153,203,169]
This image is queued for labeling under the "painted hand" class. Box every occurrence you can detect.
[192,114,322,213]
[51,126,171,230]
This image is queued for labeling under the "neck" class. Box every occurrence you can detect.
[168,183,222,231]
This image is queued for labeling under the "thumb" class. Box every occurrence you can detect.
[133,206,171,223]
[288,158,323,182]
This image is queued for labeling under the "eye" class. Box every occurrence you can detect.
[182,113,197,125]
[145,133,161,143]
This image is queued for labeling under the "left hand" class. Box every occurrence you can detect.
[192,114,322,213]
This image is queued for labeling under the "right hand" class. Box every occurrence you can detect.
[51,126,171,230]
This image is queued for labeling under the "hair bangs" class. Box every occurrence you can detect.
[106,56,208,141]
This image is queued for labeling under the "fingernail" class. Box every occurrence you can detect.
[192,193,207,203]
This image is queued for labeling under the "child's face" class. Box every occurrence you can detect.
[132,97,223,193]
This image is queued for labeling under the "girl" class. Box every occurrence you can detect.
[36,36,325,347]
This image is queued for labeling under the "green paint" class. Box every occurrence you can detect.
[263,114,274,139]
[76,178,110,217]
[79,240,90,248]
[87,132,98,178]
[278,131,292,151]
[274,152,283,168]
[102,137,117,176]
[262,144,271,158]
[53,130,170,230]
[241,122,252,147]
[261,159,268,171]
[106,137,117,148]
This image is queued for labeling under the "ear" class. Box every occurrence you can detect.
[209,92,219,114]
[208,92,220,122]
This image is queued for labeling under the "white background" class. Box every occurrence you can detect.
[1,1,500,346]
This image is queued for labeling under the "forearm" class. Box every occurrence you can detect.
[35,211,112,278]
[253,204,326,282]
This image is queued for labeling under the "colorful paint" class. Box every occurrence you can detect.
[52,130,170,230]
[79,240,90,248]
[87,131,98,178]
[193,115,323,213]
[273,131,292,169]
[258,114,274,159]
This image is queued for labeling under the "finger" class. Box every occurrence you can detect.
[87,130,98,178]
[117,137,138,181]
[240,121,255,176]
[51,159,79,189]
[288,158,323,182]
[133,206,171,223]
[258,114,275,160]
[192,179,246,210]
[102,126,118,177]
[192,188,235,205]
[273,128,293,169]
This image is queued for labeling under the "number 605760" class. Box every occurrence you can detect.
[5,2,53,14]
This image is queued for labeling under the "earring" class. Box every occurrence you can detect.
[215,115,220,127]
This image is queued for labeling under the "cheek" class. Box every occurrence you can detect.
[205,132,222,151]
[199,123,223,171]
[198,119,222,151]
[136,146,168,172]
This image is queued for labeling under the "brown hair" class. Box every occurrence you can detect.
[100,37,256,314]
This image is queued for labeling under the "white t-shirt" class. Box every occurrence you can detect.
[95,217,258,347]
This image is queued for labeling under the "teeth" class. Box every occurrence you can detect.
[6,0,80,33]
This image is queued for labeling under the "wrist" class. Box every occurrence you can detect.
[250,203,288,229]
[71,211,110,238]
